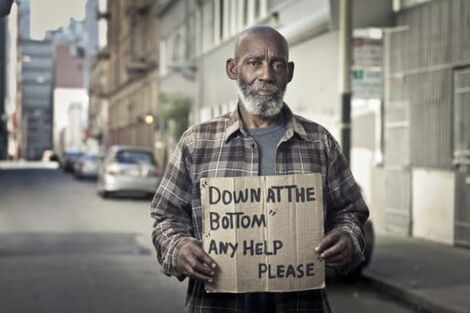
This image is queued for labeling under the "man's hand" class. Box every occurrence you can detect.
[176,240,218,283]
[315,230,353,267]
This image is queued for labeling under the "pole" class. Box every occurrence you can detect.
[339,0,352,163]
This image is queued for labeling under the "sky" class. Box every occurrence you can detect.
[30,0,86,39]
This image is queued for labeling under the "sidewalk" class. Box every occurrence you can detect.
[362,235,470,313]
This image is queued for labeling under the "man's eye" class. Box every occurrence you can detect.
[248,61,260,67]
[273,62,286,71]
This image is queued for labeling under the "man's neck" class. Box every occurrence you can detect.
[239,102,281,129]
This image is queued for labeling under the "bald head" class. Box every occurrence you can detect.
[226,25,294,118]
[234,26,289,61]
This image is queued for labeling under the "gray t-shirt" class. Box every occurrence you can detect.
[244,113,287,312]
[246,113,287,176]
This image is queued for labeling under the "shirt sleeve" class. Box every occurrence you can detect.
[150,130,195,280]
[325,133,370,274]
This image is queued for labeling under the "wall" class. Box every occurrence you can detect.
[412,168,455,244]
[285,31,340,139]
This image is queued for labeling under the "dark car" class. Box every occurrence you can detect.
[61,150,82,173]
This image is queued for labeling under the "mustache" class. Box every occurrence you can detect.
[239,80,282,95]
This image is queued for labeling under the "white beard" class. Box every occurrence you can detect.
[236,79,285,117]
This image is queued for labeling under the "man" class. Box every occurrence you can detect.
[151,26,369,313]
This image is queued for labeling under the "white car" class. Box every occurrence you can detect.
[97,146,162,198]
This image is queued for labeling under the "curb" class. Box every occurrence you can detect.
[362,272,468,313]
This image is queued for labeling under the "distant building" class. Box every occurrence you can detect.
[17,0,29,39]
[2,1,21,160]
[45,18,86,48]
[84,0,99,89]
[21,39,54,160]
[65,102,85,150]
[0,17,8,159]
[53,43,87,154]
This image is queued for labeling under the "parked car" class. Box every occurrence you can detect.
[97,146,162,198]
[61,150,82,173]
[74,152,100,179]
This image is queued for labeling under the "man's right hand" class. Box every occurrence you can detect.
[176,239,218,283]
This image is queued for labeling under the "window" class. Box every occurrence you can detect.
[243,0,248,26]
[254,0,260,18]
[115,150,155,164]
[159,39,167,76]
[219,0,224,41]
[173,33,181,62]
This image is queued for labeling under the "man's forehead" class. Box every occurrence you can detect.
[240,51,287,61]
[235,30,289,60]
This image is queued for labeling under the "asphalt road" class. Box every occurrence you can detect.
[0,162,418,313]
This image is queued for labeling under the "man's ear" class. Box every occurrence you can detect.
[226,58,238,80]
[287,61,295,82]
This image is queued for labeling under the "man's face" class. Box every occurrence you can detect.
[228,33,294,117]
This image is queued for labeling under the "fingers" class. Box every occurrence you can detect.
[315,231,341,255]
[324,247,349,267]
[315,231,352,267]
[182,257,214,282]
[176,240,219,283]
[193,247,218,270]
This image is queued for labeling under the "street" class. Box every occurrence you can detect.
[0,163,418,313]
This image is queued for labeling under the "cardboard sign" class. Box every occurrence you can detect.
[200,174,325,293]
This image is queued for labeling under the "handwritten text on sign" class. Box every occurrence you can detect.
[201,174,325,293]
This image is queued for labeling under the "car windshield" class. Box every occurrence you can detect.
[115,150,154,165]
[67,152,82,160]
[85,155,98,161]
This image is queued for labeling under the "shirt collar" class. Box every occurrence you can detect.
[223,103,313,143]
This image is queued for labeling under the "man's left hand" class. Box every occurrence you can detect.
[315,230,352,267]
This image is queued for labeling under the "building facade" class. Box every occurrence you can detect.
[17,0,29,39]
[89,47,110,149]
[0,17,8,159]
[84,0,100,89]
[104,0,160,158]
[1,1,21,160]
[3,3,21,160]
[53,43,87,154]
[20,39,54,160]
[376,0,470,247]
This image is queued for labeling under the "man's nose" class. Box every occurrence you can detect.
[258,63,274,83]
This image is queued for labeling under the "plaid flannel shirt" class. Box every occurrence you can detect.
[151,104,369,313]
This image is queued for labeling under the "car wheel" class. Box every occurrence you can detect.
[98,190,111,198]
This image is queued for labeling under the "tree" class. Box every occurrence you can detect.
[159,92,191,141]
